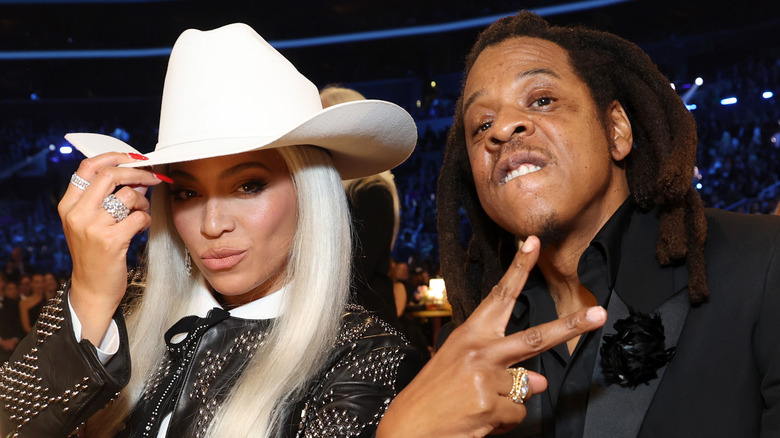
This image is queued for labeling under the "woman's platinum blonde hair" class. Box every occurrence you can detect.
[88,145,351,437]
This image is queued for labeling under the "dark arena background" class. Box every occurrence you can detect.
[1,0,779,277]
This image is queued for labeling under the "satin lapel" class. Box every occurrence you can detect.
[613,207,689,313]
[582,289,689,437]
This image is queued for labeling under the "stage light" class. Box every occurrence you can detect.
[430,81,437,88]
[670,82,676,90]
[720,97,737,105]
[681,76,704,104]
[416,100,422,108]
[59,146,73,154]
[763,91,774,99]
[696,183,703,190]
[686,104,697,111]
[48,144,56,151]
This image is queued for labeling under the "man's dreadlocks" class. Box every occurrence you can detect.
[437,11,707,324]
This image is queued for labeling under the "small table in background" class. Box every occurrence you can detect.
[407,307,452,346]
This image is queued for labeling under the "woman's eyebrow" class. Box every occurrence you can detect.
[219,162,271,179]
[168,161,271,181]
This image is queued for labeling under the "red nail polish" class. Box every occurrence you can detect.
[129,152,149,161]
[154,172,174,183]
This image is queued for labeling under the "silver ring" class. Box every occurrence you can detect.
[506,367,530,404]
[100,194,130,222]
[70,173,90,191]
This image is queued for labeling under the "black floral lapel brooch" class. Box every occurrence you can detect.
[600,309,676,388]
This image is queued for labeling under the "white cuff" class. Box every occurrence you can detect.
[68,294,120,364]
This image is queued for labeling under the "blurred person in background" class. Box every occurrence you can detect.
[321,85,405,330]
[0,280,23,363]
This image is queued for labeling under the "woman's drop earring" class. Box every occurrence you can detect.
[185,246,192,277]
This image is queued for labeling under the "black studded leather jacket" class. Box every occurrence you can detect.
[0,290,422,437]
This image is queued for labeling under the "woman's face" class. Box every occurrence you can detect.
[169,149,298,307]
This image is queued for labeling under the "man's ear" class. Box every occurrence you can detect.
[608,101,633,161]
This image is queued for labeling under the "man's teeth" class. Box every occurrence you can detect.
[503,163,542,184]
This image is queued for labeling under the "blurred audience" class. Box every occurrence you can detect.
[17,274,31,300]
[0,277,24,363]
[3,247,31,283]
[19,272,47,333]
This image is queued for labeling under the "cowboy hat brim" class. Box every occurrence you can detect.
[65,99,417,180]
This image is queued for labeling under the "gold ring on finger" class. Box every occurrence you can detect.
[506,367,530,404]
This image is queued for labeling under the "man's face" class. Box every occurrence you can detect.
[4,283,18,300]
[31,274,45,295]
[44,273,58,293]
[462,37,630,245]
[19,276,31,295]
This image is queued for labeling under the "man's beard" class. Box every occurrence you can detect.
[529,212,566,250]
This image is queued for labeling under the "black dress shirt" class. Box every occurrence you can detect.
[507,199,634,438]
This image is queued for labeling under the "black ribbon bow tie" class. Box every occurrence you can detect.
[164,307,231,358]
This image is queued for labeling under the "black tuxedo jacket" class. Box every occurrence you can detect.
[507,208,780,437]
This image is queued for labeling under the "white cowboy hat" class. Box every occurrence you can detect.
[65,23,417,180]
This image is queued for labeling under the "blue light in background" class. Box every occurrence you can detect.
[0,0,635,59]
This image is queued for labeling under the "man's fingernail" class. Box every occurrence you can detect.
[154,172,173,183]
[129,153,149,161]
[520,236,536,253]
[518,240,528,252]
[586,306,606,322]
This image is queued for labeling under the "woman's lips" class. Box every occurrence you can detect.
[200,248,247,270]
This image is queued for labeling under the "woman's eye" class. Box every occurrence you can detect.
[170,188,198,201]
[237,181,268,194]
